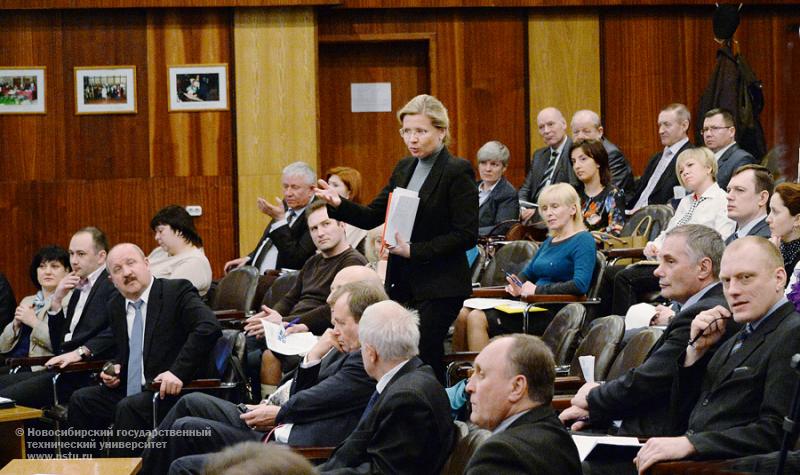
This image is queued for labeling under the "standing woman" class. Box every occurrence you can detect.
[767,183,800,280]
[315,94,478,380]
[571,138,626,236]
[325,166,369,252]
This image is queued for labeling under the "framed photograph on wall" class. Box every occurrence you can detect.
[0,67,46,114]
[168,64,228,112]
[75,66,137,114]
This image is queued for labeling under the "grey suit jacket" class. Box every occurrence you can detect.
[464,406,582,475]
[716,143,757,190]
[724,217,771,245]
[478,177,519,236]
[518,137,577,203]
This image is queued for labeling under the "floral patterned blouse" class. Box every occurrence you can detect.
[579,184,626,236]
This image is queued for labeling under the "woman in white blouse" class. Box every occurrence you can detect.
[644,147,736,259]
[147,205,212,295]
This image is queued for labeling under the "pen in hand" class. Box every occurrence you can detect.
[285,317,301,328]
[502,268,524,287]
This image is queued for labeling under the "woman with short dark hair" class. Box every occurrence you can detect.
[148,205,212,295]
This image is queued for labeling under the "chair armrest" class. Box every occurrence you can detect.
[442,352,478,364]
[648,460,734,474]
[470,287,509,298]
[605,248,646,259]
[554,376,584,392]
[214,309,247,320]
[522,294,587,304]
[551,394,573,411]
[58,360,110,373]
[5,355,52,367]
[293,446,336,461]
[148,378,222,391]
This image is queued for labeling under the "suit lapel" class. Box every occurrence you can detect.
[142,279,163,367]
[415,149,448,204]
[67,270,108,332]
[396,157,418,190]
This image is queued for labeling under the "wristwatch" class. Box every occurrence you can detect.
[76,346,91,359]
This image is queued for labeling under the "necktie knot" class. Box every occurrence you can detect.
[129,299,144,311]
[287,209,296,226]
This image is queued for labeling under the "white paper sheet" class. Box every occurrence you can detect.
[624,302,657,331]
[384,188,419,246]
[462,298,522,310]
[578,355,595,383]
[351,82,392,112]
[571,435,643,461]
[261,320,318,356]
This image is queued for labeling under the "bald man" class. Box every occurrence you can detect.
[67,243,221,456]
[518,107,578,221]
[571,109,634,195]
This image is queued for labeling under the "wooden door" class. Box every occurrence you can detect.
[318,39,431,203]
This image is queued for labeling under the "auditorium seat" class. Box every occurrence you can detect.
[567,315,625,382]
[211,266,259,319]
[478,240,538,287]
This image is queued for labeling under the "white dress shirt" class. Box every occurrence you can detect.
[64,265,107,342]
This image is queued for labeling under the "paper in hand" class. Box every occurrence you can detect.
[261,320,318,356]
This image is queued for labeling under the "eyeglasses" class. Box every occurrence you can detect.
[398,128,432,139]
[701,125,733,133]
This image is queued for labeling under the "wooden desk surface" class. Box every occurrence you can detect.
[0,458,142,475]
[0,407,42,424]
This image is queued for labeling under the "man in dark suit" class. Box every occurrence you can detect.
[561,225,734,437]
[571,109,634,196]
[634,237,800,472]
[0,227,117,408]
[476,140,519,236]
[724,164,773,245]
[518,107,576,221]
[464,334,581,474]
[223,161,317,274]
[0,272,16,330]
[141,280,386,475]
[628,103,694,211]
[67,243,221,455]
[703,108,757,190]
[319,300,455,474]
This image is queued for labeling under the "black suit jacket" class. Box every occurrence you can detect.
[319,357,456,475]
[518,137,577,203]
[716,143,757,190]
[48,269,117,357]
[604,137,635,196]
[330,147,478,302]
[478,177,519,236]
[277,349,375,446]
[109,278,221,387]
[464,405,582,475]
[724,216,771,245]
[0,273,16,331]
[626,140,694,209]
[247,205,316,271]
[587,283,734,437]
[673,301,800,459]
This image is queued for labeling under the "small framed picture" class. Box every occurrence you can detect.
[75,66,137,115]
[0,67,46,114]
[168,64,228,112]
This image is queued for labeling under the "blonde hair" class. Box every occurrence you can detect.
[676,147,717,188]
[537,183,585,233]
[397,94,451,145]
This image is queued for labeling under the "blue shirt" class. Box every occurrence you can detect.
[521,231,595,295]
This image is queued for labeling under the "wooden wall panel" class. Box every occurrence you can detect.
[318,9,528,188]
[528,11,601,153]
[146,9,233,177]
[233,7,318,256]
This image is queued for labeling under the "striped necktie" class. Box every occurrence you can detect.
[536,149,559,197]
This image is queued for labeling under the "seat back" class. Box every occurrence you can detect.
[439,421,492,475]
[588,251,608,300]
[541,303,586,366]
[211,266,259,311]
[622,205,674,241]
[470,245,488,283]
[480,240,538,287]
[261,270,299,308]
[605,327,664,381]
[569,315,625,381]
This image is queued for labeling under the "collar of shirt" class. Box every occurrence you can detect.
[666,137,690,157]
[272,204,308,229]
[749,296,789,333]
[492,409,530,435]
[714,141,737,160]
[736,214,768,238]
[676,281,719,309]
[551,136,568,158]
[84,264,106,291]
[478,180,500,194]
[375,359,410,394]
[124,275,155,310]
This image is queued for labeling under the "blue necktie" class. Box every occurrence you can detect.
[359,390,380,424]
[127,300,145,396]
[730,325,753,355]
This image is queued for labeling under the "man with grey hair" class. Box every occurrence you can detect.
[476,140,519,236]
[518,107,577,221]
[224,161,317,274]
[627,103,694,211]
[319,300,455,474]
[571,109,634,195]
[560,225,737,438]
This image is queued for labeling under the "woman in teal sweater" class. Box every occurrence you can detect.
[452,183,596,351]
